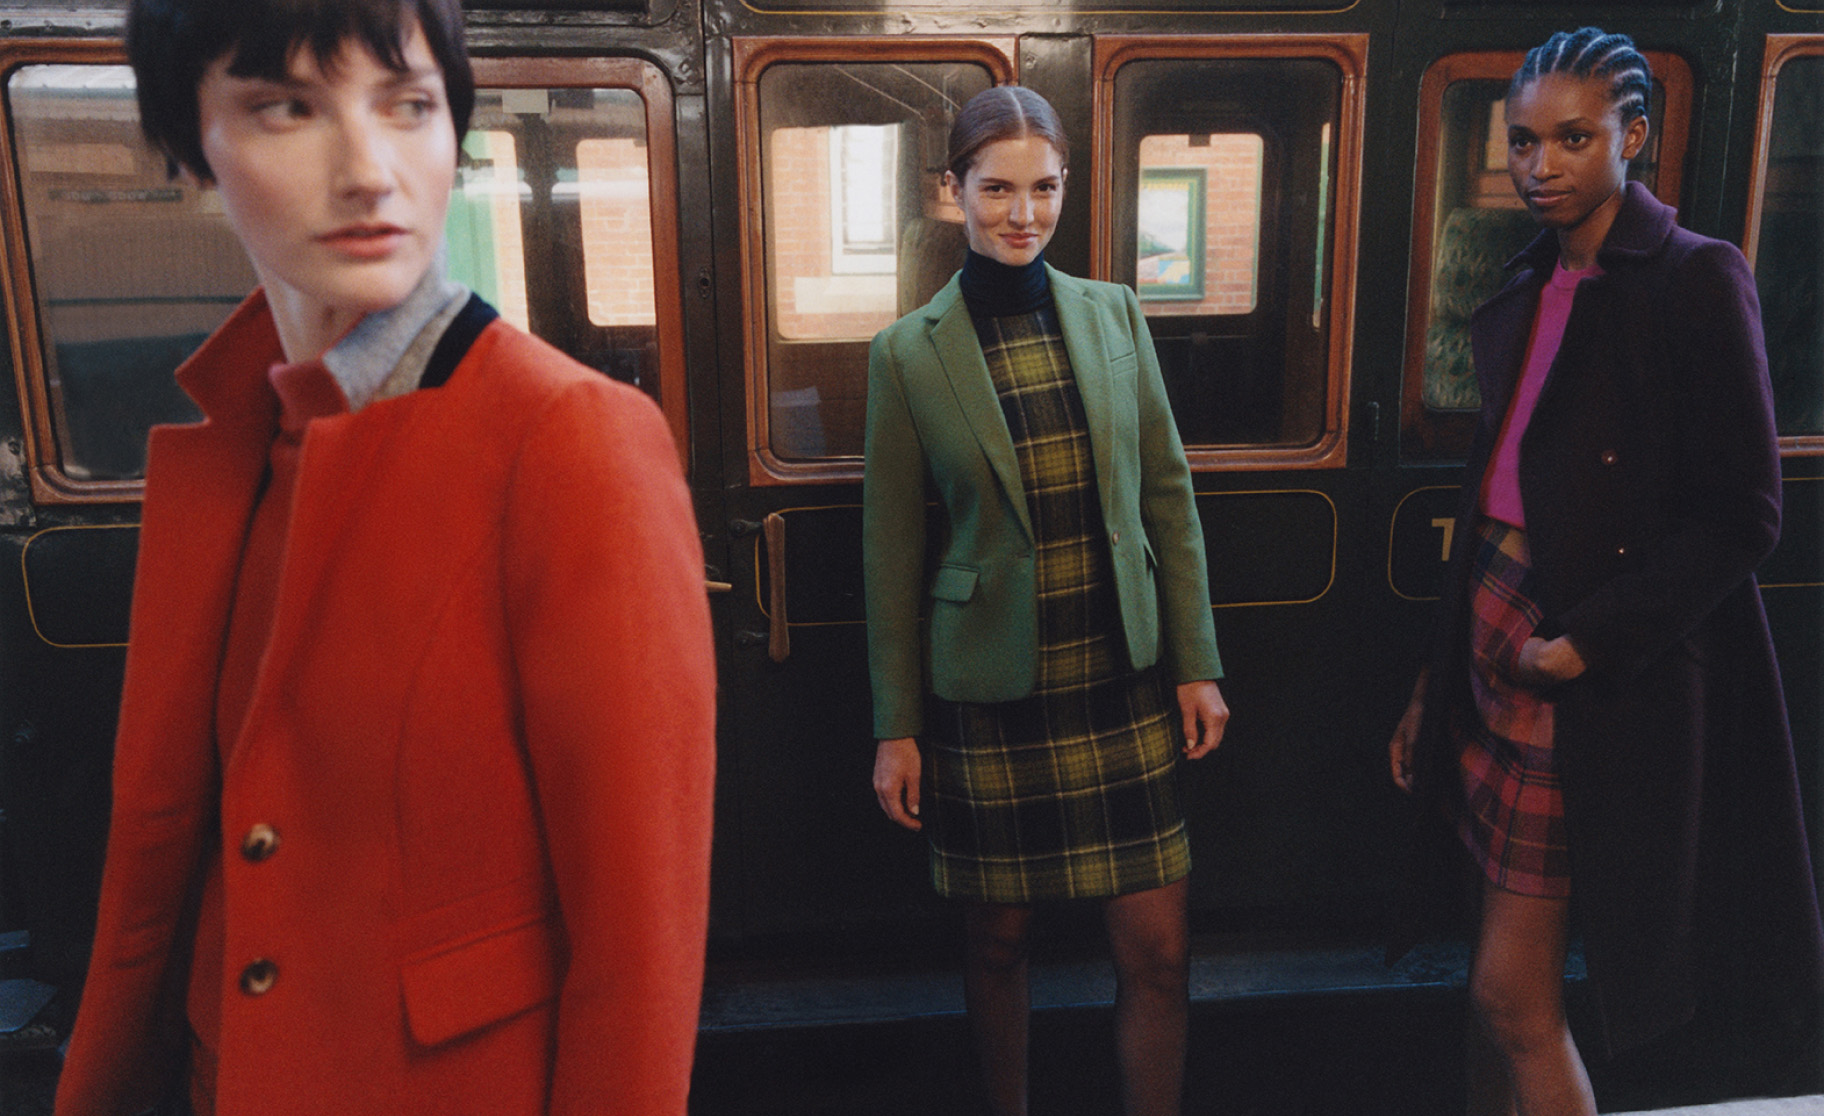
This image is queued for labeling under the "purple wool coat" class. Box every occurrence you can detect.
[1411,182,1824,1055]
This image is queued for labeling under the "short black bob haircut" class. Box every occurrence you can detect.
[127,0,474,182]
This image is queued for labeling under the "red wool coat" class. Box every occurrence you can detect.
[55,292,717,1115]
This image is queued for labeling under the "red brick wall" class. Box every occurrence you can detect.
[578,138,656,327]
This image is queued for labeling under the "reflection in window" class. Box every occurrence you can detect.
[1136,134,1262,314]
[448,129,531,330]
[455,87,660,393]
[1753,54,1823,439]
[1110,58,1342,449]
[578,136,656,327]
[7,63,226,482]
[830,125,899,276]
[770,125,902,339]
[758,61,994,460]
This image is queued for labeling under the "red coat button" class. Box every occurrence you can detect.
[240,959,278,996]
[1600,450,1620,466]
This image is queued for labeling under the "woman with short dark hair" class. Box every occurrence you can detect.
[55,2,716,1113]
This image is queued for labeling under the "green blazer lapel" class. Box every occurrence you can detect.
[925,283,1035,542]
[1050,270,1118,498]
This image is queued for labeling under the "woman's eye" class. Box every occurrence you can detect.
[392,95,437,122]
[253,98,310,125]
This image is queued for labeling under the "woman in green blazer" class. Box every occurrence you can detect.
[863,87,1227,1116]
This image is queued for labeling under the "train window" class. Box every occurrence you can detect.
[3,59,228,494]
[1399,52,1692,462]
[0,52,686,501]
[459,61,686,460]
[1745,38,1824,452]
[1095,37,1368,470]
[734,38,1016,483]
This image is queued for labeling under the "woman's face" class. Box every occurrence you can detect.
[195,20,457,358]
[1504,72,1648,239]
[945,135,1065,267]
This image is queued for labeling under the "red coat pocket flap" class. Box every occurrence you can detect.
[401,915,560,1047]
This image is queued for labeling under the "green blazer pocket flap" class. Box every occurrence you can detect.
[930,564,980,603]
[401,914,559,1047]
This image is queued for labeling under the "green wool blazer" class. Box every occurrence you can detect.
[863,266,1222,740]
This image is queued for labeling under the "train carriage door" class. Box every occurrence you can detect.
[1744,33,1824,867]
[716,39,1014,939]
[1083,36,1378,919]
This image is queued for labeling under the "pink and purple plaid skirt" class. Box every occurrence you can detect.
[1452,518,1571,898]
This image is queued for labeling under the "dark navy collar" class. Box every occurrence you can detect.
[419,294,499,390]
[959,248,1053,317]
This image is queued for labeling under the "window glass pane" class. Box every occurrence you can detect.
[448,128,531,330]
[1754,54,1824,438]
[1417,77,1669,418]
[578,135,656,326]
[759,61,994,460]
[454,87,660,391]
[1136,134,1262,314]
[1110,58,1340,448]
[769,124,902,339]
[7,63,230,481]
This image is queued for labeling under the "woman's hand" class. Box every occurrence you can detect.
[1176,680,1229,760]
[1515,635,1587,688]
[873,737,924,831]
[1389,672,1426,793]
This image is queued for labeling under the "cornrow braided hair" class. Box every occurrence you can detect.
[1509,27,1653,125]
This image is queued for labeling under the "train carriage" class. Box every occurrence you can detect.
[0,0,1817,1107]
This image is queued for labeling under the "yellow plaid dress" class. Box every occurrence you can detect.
[925,305,1189,903]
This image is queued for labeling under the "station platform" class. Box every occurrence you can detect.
[692,935,1818,1115]
[1616,1101,1824,1115]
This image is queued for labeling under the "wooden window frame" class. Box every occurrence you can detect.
[1398,50,1692,463]
[734,36,1018,487]
[0,47,686,504]
[1743,34,1824,457]
[1091,34,1369,472]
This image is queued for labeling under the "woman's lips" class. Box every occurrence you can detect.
[319,225,407,259]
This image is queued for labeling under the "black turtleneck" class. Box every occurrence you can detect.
[959,249,1052,319]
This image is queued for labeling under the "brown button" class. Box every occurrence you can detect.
[240,959,278,996]
[1600,450,1620,466]
[1616,546,1628,557]
[241,824,280,863]
[1111,530,1121,544]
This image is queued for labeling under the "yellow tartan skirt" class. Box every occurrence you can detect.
[925,670,1190,903]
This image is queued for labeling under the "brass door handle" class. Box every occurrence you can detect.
[763,512,789,663]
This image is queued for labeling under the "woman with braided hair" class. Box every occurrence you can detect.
[1388,27,1823,1114]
